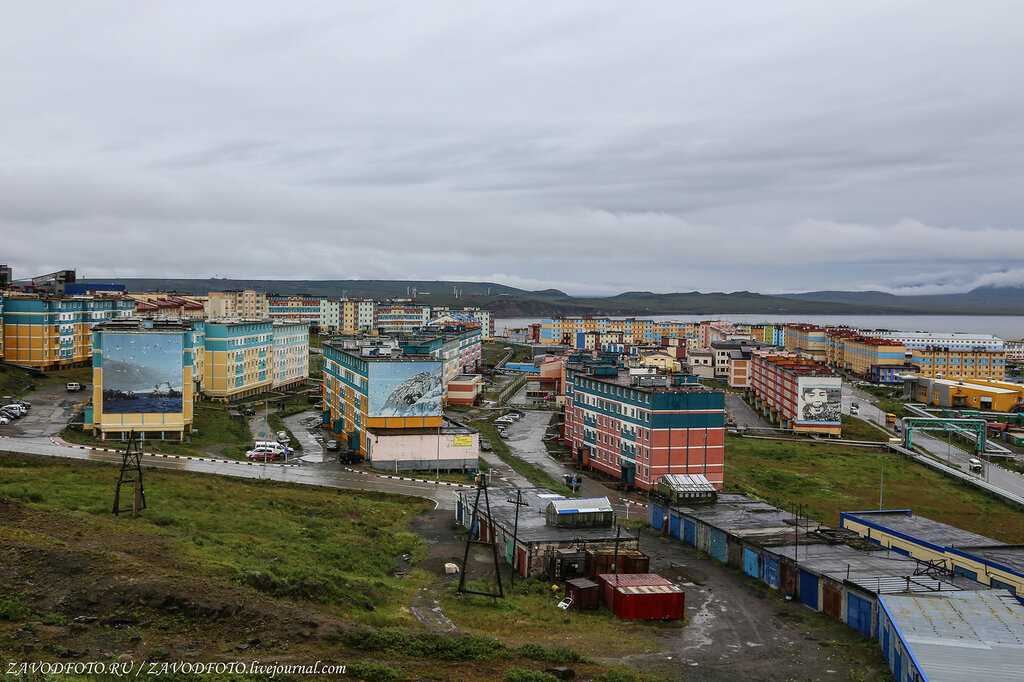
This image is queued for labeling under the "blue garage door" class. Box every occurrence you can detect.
[762,556,780,589]
[743,548,760,578]
[893,649,902,680]
[709,529,727,562]
[683,519,697,546]
[847,593,873,637]
[649,503,664,530]
[799,569,819,609]
[669,513,681,539]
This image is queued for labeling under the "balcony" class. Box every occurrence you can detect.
[620,428,637,441]
[583,430,596,445]
[583,414,597,427]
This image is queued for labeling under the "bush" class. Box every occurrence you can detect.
[0,598,31,621]
[341,627,503,661]
[516,643,582,664]
[346,662,404,681]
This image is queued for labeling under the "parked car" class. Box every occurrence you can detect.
[276,430,290,443]
[480,438,492,451]
[242,407,256,416]
[0,416,9,425]
[495,416,515,425]
[325,440,339,451]
[850,405,859,415]
[1,407,22,420]
[969,458,984,472]
[253,440,292,456]
[246,448,280,462]
[66,382,83,392]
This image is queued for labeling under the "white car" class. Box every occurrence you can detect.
[0,416,9,425]
[2,404,26,416]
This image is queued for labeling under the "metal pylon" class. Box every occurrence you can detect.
[457,475,504,599]
[112,431,146,515]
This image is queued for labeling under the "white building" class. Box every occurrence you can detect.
[357,300,375,330]
[1006,340,1024,361]
[319,298,340,332]
[271,321,310,389]
[861,330,1004,351]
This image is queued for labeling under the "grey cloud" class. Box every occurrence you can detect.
[2,2,1023,294]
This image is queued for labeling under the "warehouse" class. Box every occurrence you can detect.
[455,487,636,578]
[904,375,1024,412]
[877,590,1024,681]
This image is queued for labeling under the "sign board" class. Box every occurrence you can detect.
[795,376,842,424]
[102,332,184,414]
[452,435,474,447]
[367,361,443,418]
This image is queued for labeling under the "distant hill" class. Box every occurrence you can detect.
[76,278,1024,316]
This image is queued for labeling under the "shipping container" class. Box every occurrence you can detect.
[585,549,650,577]
[598,573,672,610]
[566,577,600,610]
[612,585,685,620]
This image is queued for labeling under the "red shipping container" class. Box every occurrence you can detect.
[613,585,685,620]
[597,573,672,610]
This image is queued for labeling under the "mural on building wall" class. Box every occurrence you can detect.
[796,377,842,423]
[102,333,183,413]
[368,361,443,417]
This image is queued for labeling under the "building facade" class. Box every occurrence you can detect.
[1,293,135,370]
[202,320,273,400]
[268,296,322,326]
[375,303,430,334]
[539,317,697,347]
[205,290,269,320]
[783,324,828,363]
[909,346,1006,380]
[271,322,310,389]
[564,362,726,491]
[749,352,842,435]
[319,298,340,332]
[85,319,194,441]
[860,330,1004,352]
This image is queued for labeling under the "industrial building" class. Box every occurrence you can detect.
[0,292,135,370]
[904,376,1024,412]
[748,351,842,435]
[132,296,205,320]
[877,590,1024,682]
[840,510,1024,595]
[85,319,195,441]
[446,374,483,406]
[563,357,726,491]
[455,487,635,578]
[271,321,310,390]
[201,320,274,401]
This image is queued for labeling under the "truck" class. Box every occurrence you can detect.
[885,412,898,427]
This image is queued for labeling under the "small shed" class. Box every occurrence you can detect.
[565,577,601,610]
[545,497,614,528]
[657,474,718,506]
[613,585,685,621]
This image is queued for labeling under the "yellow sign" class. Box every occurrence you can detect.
[452,435,474,447]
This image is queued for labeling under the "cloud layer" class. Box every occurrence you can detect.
[2,2,1023,295]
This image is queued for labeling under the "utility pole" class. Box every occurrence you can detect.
[510,489,522,590]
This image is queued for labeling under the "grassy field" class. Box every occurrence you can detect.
[840,415,890,442]
[61,401,252,459]
[482,340,532,368]
[472,419,574,496]
[725,434,1024,542]
[0,455,651,680]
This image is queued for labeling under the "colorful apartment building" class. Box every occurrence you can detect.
[860,330,1004,352]
[825,331,908,384]
[909,346,1006,381]
[201,320,273,400]
[783,324,828,363]
[271,322,310,390]
[1,293,135,370]
[539,318,697,347]
[430,306,494,340]
[205,290,269,320]
[727,351,751,388]
[85,319,194,441]
[322,341,479,471]
[375,303,430,334]
[0,293,4,360]
[748,351,842,435]
[268,296,322,326]
[563,361,726,491]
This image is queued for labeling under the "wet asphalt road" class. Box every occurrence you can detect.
[0,436,460,509]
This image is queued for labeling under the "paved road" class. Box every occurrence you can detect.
[724,392,771,429]
[0,436,460,510]
[842,384,1024,501]
[285,411,326,463]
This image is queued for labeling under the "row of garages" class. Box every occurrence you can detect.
[648,496,973,640]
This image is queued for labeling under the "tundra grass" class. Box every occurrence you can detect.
[725,434,1024,542]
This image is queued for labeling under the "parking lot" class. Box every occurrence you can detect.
[1,382,84,438]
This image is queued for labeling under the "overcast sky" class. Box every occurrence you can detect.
[3,2,1023,296]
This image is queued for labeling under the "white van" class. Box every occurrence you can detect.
[254,441,292,456]
[66,382,82,392]
[968,458,984,472]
